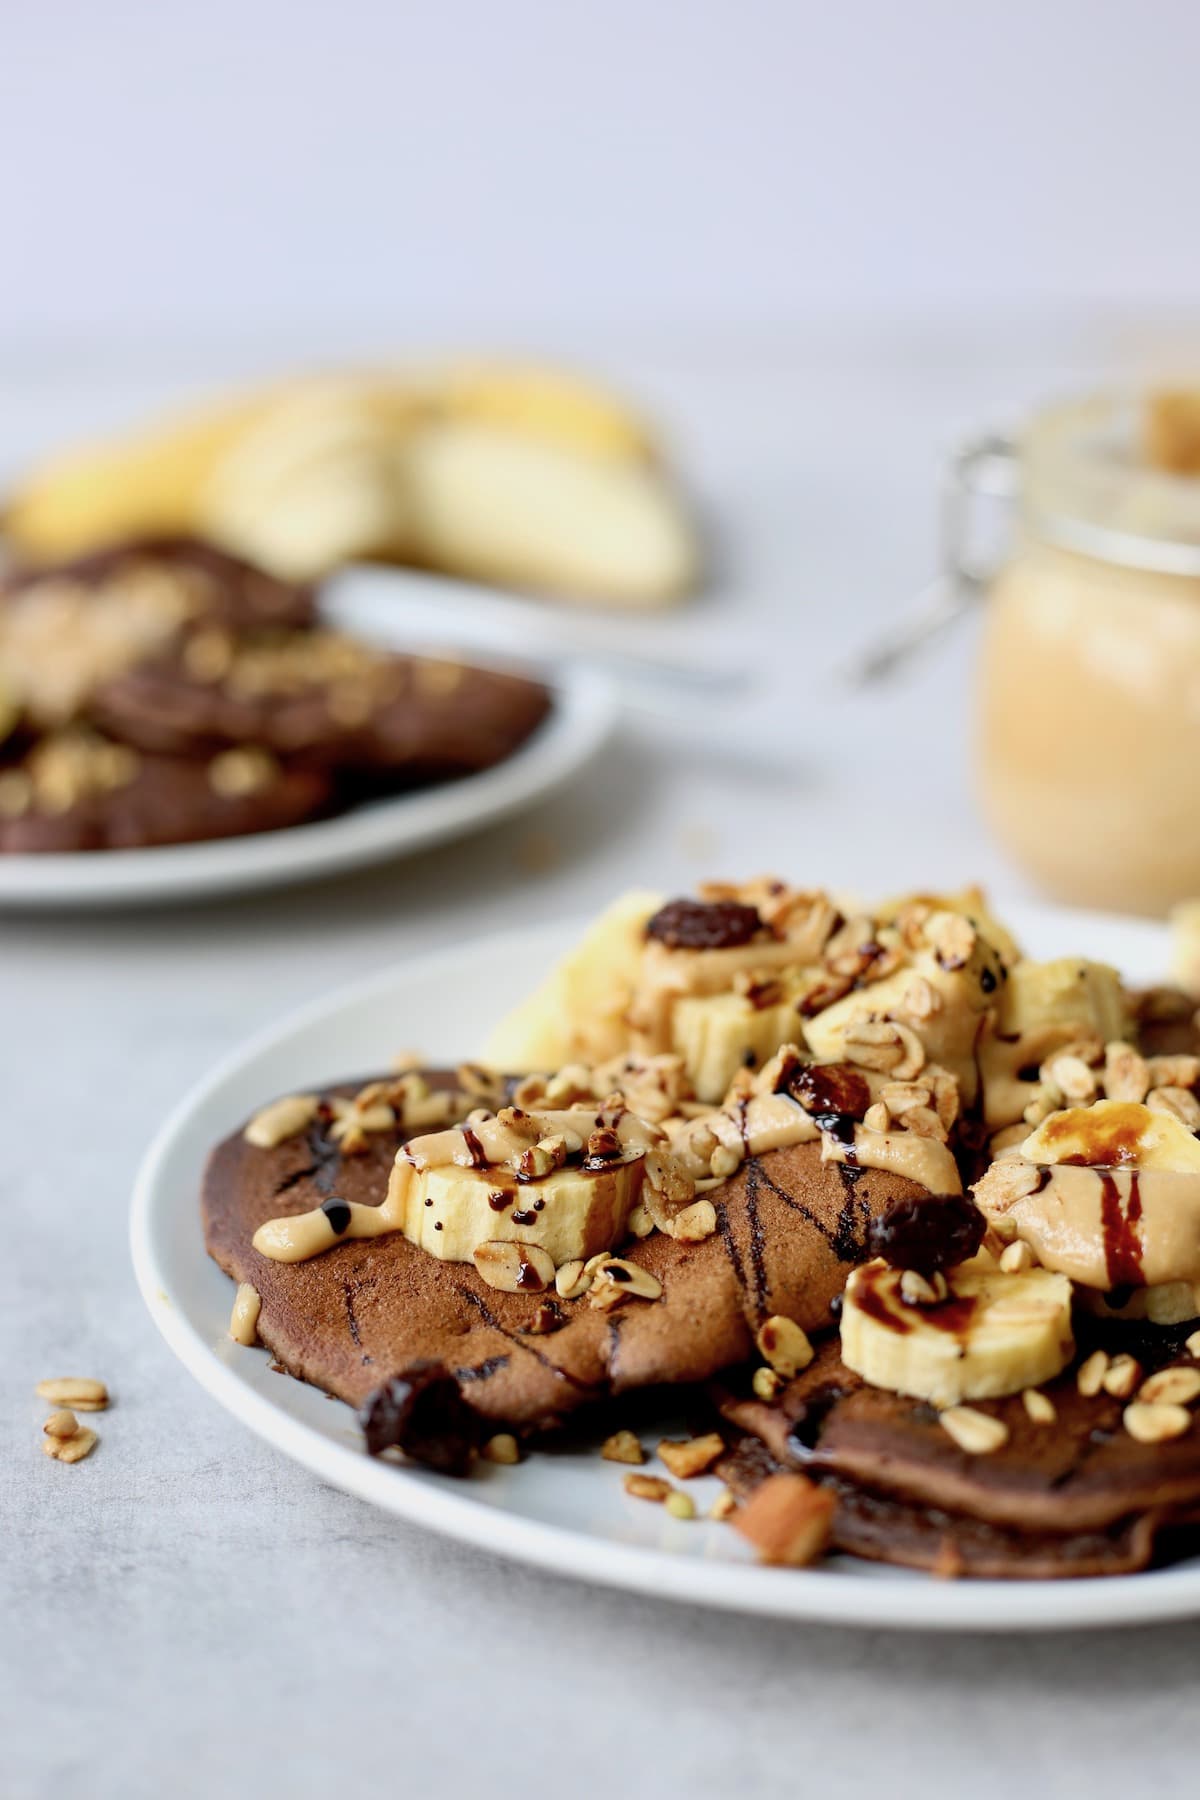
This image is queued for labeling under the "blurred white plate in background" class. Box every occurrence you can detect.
[130,900,1200,1631]
[0,663,615,909]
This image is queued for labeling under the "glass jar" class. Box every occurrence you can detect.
[964,394,1200,916]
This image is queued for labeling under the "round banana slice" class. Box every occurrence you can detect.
[840,1253,1074,1408]
[398,1157,644,1267]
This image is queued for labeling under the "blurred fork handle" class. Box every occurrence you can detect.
[322,564,753,715]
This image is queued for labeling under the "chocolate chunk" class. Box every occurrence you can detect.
[645,897,764,951]
[321,1196,352,1236]
[866,1192,986,1277]
[359,1362,481,1476]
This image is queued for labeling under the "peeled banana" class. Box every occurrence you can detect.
[3,363,699,605]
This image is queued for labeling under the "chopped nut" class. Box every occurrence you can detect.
[35,1378,108,1412]
[229,1282,262,1346]
[1138,1366,1200,1406]
[1102,1354,1143,1399]
[623,1473,672,1503]
[752,1367,783,1402]
[554,1259,590,1300]
[665,1490,696,1520]
[481,1433,520,1465]
[755,1315,814,1379]
[924,910,976,971]
[663,1199,718,1243]
[1123,1401,1193,1444]
[1186,1329,1200,1359]
[842,1019,926,1080]
[243,1092,319,1149]
[513,1143,556,1180]
[1103,1042,1150,1104]
[42,1427,98,1464]
[42,1410,79,1440]
[1076,1350,1110,1397]
[939,1406,1010,1454]
[899,1269,949,1307]
[472,1241,555,1294]
[999,1240,1037,1274]
[208,745,278,798]
[1145,1053,1200,1090]
[601,1430,645,1465]
[733,1471,835,1566]
[657,1433,725,1479]
[626,1201,655,1238]
[862,1102,891,1134]
[901,976,941,1021]
[1022,1389,1057,1425]
[588,1258,662,1309]
[709,1487,739,1522]
[709,1144,741,1180]
[1041,1053,1097,1105]
[1147,1086,1200,1131]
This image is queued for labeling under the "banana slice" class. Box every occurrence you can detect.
[670,989,805,1105]
[1023,1099,1200,1172]
[397,1158,643,1266]
[483,890,663,1071]
[840,1253,1074,1407]
[997,957,1130,1043]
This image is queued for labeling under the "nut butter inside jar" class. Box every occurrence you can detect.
[976,391,1200,915]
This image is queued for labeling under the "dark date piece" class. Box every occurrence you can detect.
[359,1362,481,1476]
[645,897,764,951]
[785,1062,872,1121]
[866,1192,986,1278]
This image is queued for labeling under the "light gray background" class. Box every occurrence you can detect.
[5,4,1200,1794]
[3,0,1199,344]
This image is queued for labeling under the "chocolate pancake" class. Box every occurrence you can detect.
[715,1332,1200,1555]
[93,636,552,778]
[714,1433,1198,1579]
[202,1076,926,1431]
[0,737,332,853]
[1,535,315,632]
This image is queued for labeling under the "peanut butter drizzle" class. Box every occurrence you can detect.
[821,1125,962,1196]
[251,1104,660,1265]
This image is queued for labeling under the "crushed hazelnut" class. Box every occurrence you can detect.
[1102,1355,1143,1400]
[999,1241,1036,1274]
[481,1434,521,1465]
[755,1315,814,1379]
[657,1433,724,1479]
[1022,1389,1056,1425]
[42,1427,99,1465]
[732,1472,835,1566]
[664,1490,696,1520]
[939,1407,1009,1455]
[601,1430,645,1465]
[35,1378,108,1412]
[1076,1350,1110,1398]
[472,1241,555,1294]
[623,1473,673,1503]
[1138,1366,1200,1407]
[708,1488,739,1522]
[1123,1401,1192,1445]
[752,1367,783,1402]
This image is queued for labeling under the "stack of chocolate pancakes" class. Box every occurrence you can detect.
[200,870,1200,1581]
[0,537,550,852]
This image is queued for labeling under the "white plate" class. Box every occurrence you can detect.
[130,900,1200,1631]
[0,664,615,909]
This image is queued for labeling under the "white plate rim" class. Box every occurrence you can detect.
[130,903,1200,1631]
[0,663,615,908]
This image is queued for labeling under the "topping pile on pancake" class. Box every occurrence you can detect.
[202,879,1200,1580]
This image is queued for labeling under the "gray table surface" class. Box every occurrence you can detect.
[5,335,1200,1799]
